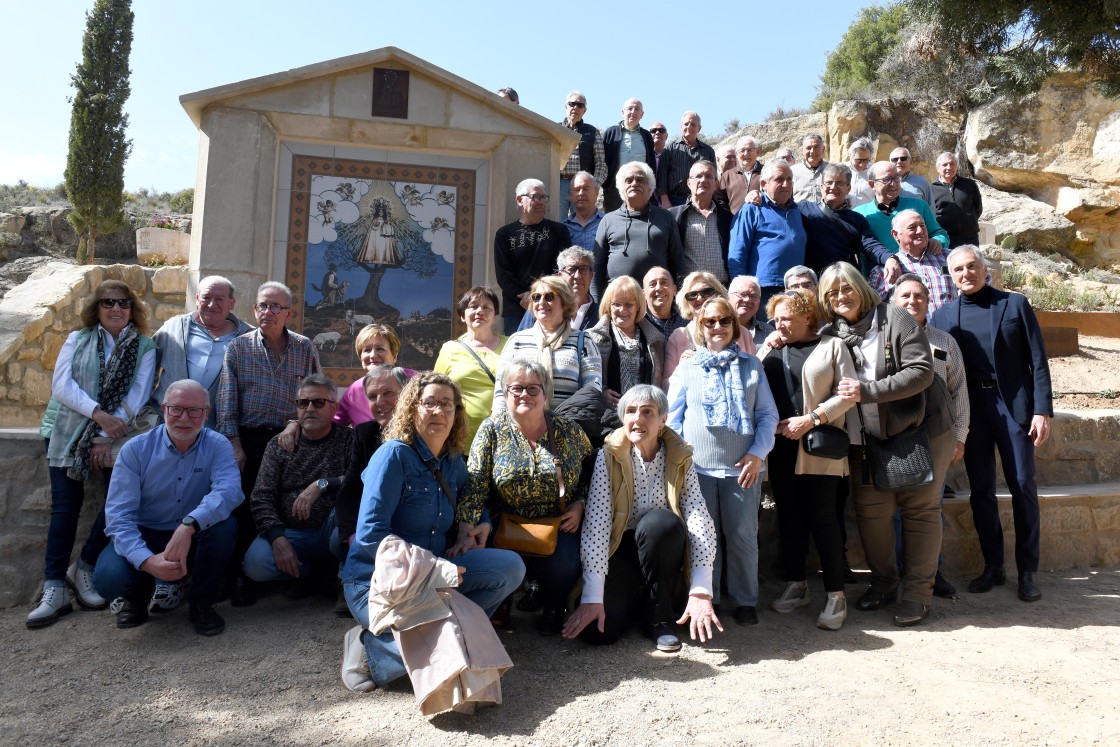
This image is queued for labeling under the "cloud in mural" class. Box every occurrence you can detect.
[309,177,368,244]
[393,182,458,262]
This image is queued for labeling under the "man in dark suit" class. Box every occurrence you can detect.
[602,98,658,212]
[931,246,1053,602]
[669,159,733,286]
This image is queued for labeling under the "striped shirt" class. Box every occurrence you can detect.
[216,328,321,437]
[924,323,970,445]
[658,139,716,198]
[493,328,602,413]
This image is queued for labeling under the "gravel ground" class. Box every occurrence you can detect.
[4,567,1118,746]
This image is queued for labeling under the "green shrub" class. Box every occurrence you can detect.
[1027,284,1074,310]
[168,188,193,214]
[1001,263,1027,289]
[1073,289,1106,312]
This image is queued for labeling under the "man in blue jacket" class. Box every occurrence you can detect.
[931,246,1053,603]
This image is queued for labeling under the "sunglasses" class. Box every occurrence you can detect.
[295,397,334,409]
[702,316,734,329]
[684,287,717,303]
[567,101,587,108]
[531,292,557,303]
[99,298,133,309]
[891,156,910,162]
[649,127,667,134]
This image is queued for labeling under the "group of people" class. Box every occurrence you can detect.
[27,109,1051,702]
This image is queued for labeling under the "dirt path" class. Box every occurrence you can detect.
[3,568,1117,746]
[1051,335,1120,409]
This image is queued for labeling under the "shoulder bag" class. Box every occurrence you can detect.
[781,347,848,460]
[855,404,933,490]
[493,415,564,557]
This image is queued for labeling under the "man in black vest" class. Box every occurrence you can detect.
[559,90,607,220]
[602,98,658,212]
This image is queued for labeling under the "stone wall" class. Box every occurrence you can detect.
[0,262,188,427]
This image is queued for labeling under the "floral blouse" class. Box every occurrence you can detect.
[459,410,591,526]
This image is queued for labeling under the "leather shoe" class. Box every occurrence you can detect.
[229,575,257,607]
[855,586,898,612]
[535,608,565,636]
[189,602,226,636]
[733,606,759,626]
[115,599,149,629]
[932,571,958,599]
[893,600,930,627]
[967,565,1006,594]
[1017,571,1042,602]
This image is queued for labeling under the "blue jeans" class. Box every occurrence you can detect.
[342,546,524,687]
[94,517,237,605]
[697,472,760,608]
[242,513,341,582]
[44,459,110,582]
[558,177,572,220]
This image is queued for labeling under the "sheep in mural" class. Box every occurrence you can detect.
[312,331,341,351]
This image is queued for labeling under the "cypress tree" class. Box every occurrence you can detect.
[64,0,133,264]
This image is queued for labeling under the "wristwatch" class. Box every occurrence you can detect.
[316,478,330,492]
[181,515,200,531]
[809,411,822,426]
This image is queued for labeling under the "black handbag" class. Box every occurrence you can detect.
[855,405,934,490]
[781,347,848,460]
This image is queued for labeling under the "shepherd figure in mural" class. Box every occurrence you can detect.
[357,199,402,266]
[314,263,347,309]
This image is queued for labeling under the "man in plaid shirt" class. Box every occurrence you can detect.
[870,210,956,311]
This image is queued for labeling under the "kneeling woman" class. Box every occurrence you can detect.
[562,385,722,653]
[339,372,525,688]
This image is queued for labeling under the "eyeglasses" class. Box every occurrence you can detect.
[295,397,335,409]
[531,292,557,303]
[823,180,849,188]
[99,298,133,309]
[786,281,816,291]
[507,384,543,397]
[560,265,592,276]
[729,289,760,301]
[520,193,549,203]
[823,285,857,301]
[419,398,456,413]
[684,287,717,304]
[163,405,207,418]
[567,101,587,109]
[702,316,734,329]
[255,302,291,314]
[649,127,667,134]
[890,155,910,162]
[873,176,900,185]
[689,173,716,181]
[852,158,871,166]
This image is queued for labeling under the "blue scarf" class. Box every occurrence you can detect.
[693,343,752,435]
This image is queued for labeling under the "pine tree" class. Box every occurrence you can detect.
[64,0,134,264]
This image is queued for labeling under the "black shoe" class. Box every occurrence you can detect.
[733,605,759,626]
[116,599,149,629]
[967,565,1006,594]
[229,575,257,607]
[334,590,352,618]
[285,574,316,600]
[643,621,681,652]
[535,608,565,637]
[189,602,226,636]
[893,600,930,627]
[490,596,513,631]
[516,581,544,612]
[1017,571,1042,602]
[932,571,958,599]
[855,586,898,612]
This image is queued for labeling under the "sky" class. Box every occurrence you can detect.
[0,0,872,192]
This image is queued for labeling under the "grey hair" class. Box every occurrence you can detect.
[823,162,852,184]
[616,384,669,422]
[777,148,796,161]
[567,90,587,103]
[891,146,913,157]
[257,281,293,305]
[890,208,925,231]
[163,378,210,406]
[760,157,792,182]
[803,133,825,146]
[557,246,594,269]
[937,151,957,164]
[947,245,987,269]
[499,357,553,403]
[571,170,599,191]
[516,178,545,197]
[363,364,409,388]
[736,135,758,149]
[615,160,656,195]
[300,373,337,397]
[783,266,818,288]
[715,144,734,158]
[891,273,930,301]
[199,275,236,299]
[728,274,761,294]
[849,137,873,157]
[497,87,519,103]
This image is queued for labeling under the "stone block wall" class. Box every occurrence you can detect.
[0,262,188,427]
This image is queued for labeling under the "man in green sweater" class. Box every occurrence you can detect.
[854,161,950,257]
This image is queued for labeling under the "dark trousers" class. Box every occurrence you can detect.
[229,425,284,576]
[94,517,237,606]
[768,439,846,592]
[964,387,1041,572]
[521,529,582,613]
[581,509,685,646]
[44,448,110,581]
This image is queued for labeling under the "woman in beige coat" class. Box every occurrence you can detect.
[759,289,857,630]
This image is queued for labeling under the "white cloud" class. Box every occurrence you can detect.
[309,177,370,243]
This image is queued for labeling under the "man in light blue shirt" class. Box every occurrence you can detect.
[94,379,243,636]
[562,171,604,251]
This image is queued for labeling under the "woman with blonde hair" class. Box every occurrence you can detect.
[663,271,755,380]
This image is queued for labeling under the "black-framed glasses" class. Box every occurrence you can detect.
[684,287,717,304]
[531,292,557,303]
[567,101,587,108]
[163,405,207,418]
[99,298,133,309]
[419,398,456,413]
[891,156,910,162]
[255,302,291,314]
[702,316,734,329]
[295,397,334,410]
[649,127,667,134]
[560,265,592,276]
[520,193,549,203]
[507,384,543,397]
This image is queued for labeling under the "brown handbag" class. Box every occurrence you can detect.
[492,414,566,557]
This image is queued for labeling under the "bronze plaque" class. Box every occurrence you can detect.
[371,68,409,119]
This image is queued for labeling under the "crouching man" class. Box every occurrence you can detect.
[94,379,243,635]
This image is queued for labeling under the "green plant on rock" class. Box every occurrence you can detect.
[1026,283,1074,311]
[1073,289,1106,312]
[1001,263,1027,289]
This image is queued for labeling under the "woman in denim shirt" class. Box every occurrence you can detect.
[340,372,525,691]
[666,297,779,627]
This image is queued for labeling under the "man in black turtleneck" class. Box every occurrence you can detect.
[931,246,1053,604]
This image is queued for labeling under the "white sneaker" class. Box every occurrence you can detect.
[26,585,73,629]
[817,594,847,631]
[66,562,107,610]
[149,581,182,613]
[771,582,811,613]
[341,625,376,693]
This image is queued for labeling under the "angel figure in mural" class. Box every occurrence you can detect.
[318,199,337,226]
[436,190,455,206]
[357,199,403,267]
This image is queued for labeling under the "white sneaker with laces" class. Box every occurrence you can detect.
[341,625,376,693]
[26,585,73,629]
[817,593,847,631]
[149,581,182,613]
[771,582,811,613]
[67,562,107,610]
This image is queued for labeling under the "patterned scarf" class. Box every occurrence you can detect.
[67,324,141,481]
[831,304,878,369]
[693,343,752,435]
[530,320,572,380]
